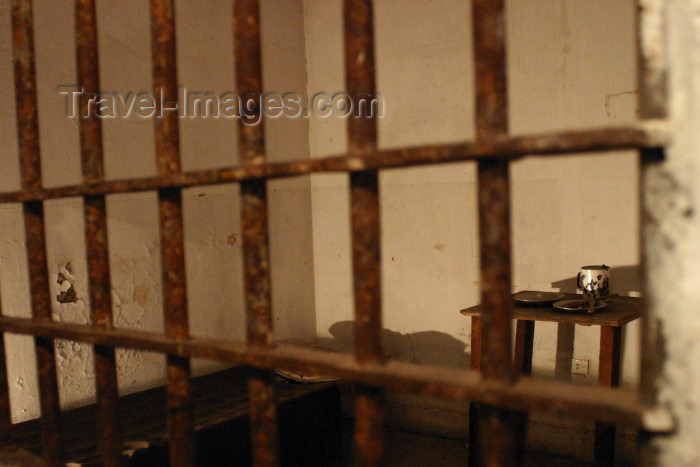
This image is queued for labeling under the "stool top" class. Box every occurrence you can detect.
[460,292,642,327]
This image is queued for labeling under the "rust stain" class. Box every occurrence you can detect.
[433,243,446,251]
[133,284,149,307]
[56,286,77,304]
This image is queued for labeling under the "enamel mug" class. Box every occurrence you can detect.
[577,265,610,299]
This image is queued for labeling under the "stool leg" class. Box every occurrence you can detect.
[514,320,534,374]
[469,316,481,467]
[513,320,534,465]
[595,326,621,467]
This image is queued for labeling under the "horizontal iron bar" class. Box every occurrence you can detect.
[0,315,669,430]
[0,125,667,204]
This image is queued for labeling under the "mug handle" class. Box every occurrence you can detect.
[577,271,585,289]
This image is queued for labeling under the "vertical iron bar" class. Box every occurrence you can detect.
[12,1,64,465]
[12,0,41,191]
[75,1,122,465]
[344,1,385,465]
[234,2,279,466]
[349,169,385,467]
[150,1,195,465]
[472,0,520,465]
[23,204,63,467]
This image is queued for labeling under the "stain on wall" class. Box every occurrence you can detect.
[56,263,78,304]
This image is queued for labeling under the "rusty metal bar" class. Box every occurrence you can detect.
[234,2,279,466]
[0,125,667,205]
[472,0,520,465]
[351,169,385,467]
[12,0,41,192]
[12,1,64,465]
[150,1,195,465]
[22,204,63,467]
[349,171,381,363]
[476,163,513,380]
[0,314,671,429]
[75,1,122,465]
[344,0,385,465]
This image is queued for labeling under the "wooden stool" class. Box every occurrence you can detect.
[461,293,641,466]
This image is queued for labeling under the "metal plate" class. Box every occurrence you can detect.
[553,299,608,312]
[513,291,565,305]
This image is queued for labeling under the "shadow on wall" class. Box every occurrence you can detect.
[318,321,472,438]
[318,321,470,369]
[548,264,640,380]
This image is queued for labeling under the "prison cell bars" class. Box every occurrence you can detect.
[1,0,671,466]
[76,0,123,465]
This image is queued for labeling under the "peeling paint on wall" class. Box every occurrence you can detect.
[56,262,78,304]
